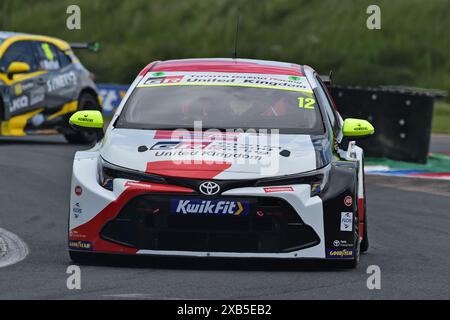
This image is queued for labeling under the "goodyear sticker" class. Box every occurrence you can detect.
[69,240,93,251]
[170,199,249,216]
[326,248,354,259]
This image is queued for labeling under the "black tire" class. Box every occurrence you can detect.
[64,92,100,144]
[69,251,97,264]
[360,156,369,253]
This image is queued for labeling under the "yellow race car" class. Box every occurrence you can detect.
[0,31,101,143]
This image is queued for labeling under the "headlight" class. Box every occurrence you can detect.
[97,157,166,191]
[255,164,330,197]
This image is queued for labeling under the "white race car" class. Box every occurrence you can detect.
[68,58,374,268]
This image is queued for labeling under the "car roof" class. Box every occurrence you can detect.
[0,31,24,40]
[0,31,70,50]
[144,58,304,76]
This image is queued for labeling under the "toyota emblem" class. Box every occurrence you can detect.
[199,181,221,195]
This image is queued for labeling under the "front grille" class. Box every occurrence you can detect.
[100,195,320,253]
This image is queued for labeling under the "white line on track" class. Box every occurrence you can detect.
[102,294,203,300]
[0,228,29,268]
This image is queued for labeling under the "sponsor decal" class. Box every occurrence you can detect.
[150,141,211,151]
[154,130,239,141]
[77,114,93,123]
[140,72,311,93]
[344,195,353,207]
[150,140,277,162]
[41,60,60,70]
[13,82,34,96]
[29,87,45,106]
[326,249,354,259]
[151,72,166,76]
[170,199,249,216]
[153,149,266,161]
[69,230,87,239]
[10,95,29,113]
[144,75,184,85]
[124,181,152,189]
[14,84,23,95]
[340,212,353,232]
[47,71,77,92]
[199,181,220,195]
[333,239,353,248]
[22,82,34,91]
[72,203,82,218]
[263,186,294,193]
[69,240,93,251]
[74,186,82,196]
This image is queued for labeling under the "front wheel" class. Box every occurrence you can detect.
[64,92,100,144]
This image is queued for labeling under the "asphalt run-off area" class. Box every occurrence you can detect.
[0,135,449,299]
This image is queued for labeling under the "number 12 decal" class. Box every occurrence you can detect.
[298,97,316,109]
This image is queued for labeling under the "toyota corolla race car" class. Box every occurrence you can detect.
[68,58,374,268]
[0,31,101,143]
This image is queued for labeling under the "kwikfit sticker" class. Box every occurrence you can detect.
[170,199,249,216]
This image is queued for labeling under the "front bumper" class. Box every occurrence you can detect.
[68,155,356,260]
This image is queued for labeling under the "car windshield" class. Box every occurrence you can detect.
[116,85,324,134]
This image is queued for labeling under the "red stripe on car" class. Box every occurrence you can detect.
[358,198,365,241]
[149,59,303,76]
[70,182,194,254]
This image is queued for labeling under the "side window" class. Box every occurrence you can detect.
[315,76,341,134]
[1,41,38,72]
[35,42,61,70]
[57,49,72,68]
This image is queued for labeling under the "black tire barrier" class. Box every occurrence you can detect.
[330,86,443,163]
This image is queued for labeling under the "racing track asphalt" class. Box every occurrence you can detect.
[0,135,449,299]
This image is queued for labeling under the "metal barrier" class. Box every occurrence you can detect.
[330,86,442,163]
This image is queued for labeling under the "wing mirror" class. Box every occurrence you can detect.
[69,110,104,141]
[342,118,375,138]
[7,62,31,79]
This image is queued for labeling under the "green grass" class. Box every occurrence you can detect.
[1,0,449,133]
[1,0,450,90]
[366,153,450,171]
[432,101,450,134]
